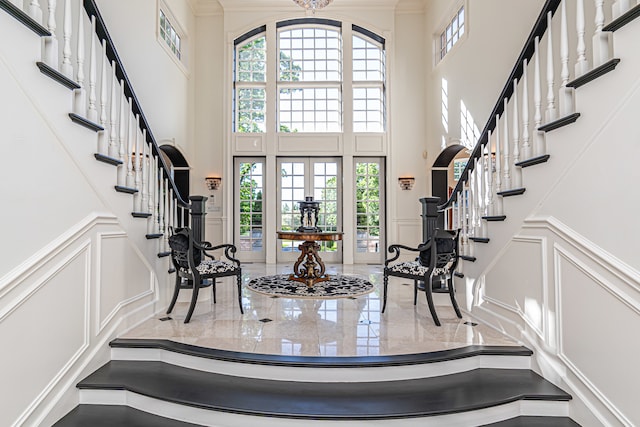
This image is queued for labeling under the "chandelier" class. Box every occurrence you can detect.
[292,0,333,13]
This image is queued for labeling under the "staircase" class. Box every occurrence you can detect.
[2,0,638,425]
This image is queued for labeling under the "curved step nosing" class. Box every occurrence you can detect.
[79,389,570,424]
[110,347,532,382]
[109,339,532,368]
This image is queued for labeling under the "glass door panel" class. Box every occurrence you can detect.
[277,157,342,263]
[234,158,265,262]
[354,158,385,264]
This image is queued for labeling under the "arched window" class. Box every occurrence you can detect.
[233,20,385,134]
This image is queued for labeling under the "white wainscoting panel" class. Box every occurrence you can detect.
[96,232,154,334]
[483,236,546,339]
[0,242,90,427]
[234,135,265,153]
[277,134,341,153]
[555,245,640,427]
[354,134,385,153]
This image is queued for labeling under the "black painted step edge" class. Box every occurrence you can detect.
[132,212,151,218]
[482,415,582,427]
[515,154,550,168]
[460,255,476,262]
[109,338,533,368]
[52,404,202,427]
[94,153,122,166]
[454,272,465,278]
[567,58,621,89]
[497,188,526,197]
[36,61,80,90]
[158,251,171,258]
[69,113,104,132]
[603,3,640,31]
[168,267,176,274]
[538,113,580,132]
[0,0,51,36]
[483,215,507,221]
[470,237,490,243]
[146,233,163,239]
[114,185,138,194]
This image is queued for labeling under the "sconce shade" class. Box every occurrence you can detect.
[205,176,222,191]
[398,177,415,190]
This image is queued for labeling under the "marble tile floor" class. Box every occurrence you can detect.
[123,263,520,357]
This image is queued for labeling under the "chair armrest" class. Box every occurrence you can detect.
[197,242,241,266]
[384,241,433,266]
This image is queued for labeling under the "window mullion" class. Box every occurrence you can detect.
[266,22,278,134]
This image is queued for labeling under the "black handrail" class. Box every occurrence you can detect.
[439,0,562,211]
[83,0,189,209]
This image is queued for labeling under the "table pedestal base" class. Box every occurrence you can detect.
[290,240,331,287]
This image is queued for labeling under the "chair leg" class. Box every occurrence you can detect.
[184,281,200,324]
[425,276,441,326]
[382,272,389,313]
[212,279,217,304]
[236,272,244,314]
[413,280,418,306]
[166,276,181,314]
[448,276,462,318]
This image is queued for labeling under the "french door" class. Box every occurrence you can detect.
[354,158,385,264]
[277,157,342,263]
[234,157,265,262]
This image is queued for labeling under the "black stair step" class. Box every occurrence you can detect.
[603,3,640,31]
[36,61,81,90]
[114,185,138,194]
[483,215,507,221]
[497,188,526,197]
[0,0,50,36]
[145,233,163,239]
[460,255,476,262]
[538,113,580,132]
[168,267,176,274]
[567,58,620,89]
[94,153,122,166]
[69,113,104,132]
[157,251,171,258]
[78,361,571,420]
[454,271,465,278]
[482,415,581,426]
[53,404,201,427]
[470,237,490,243]
[515,154,550,168]
[131,212,152,218]
[111,338,533,368]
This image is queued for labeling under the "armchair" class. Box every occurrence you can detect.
[382,229,462,326]
[167,227,244,323]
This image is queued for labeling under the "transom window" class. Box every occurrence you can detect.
[438,5,465,62]
[233,20,386,134]
[159,9,182,60]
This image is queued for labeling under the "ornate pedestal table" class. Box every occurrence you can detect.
[276,231,344,287]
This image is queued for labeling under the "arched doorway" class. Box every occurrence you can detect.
[431,144,468,228]
[159,144,190,204]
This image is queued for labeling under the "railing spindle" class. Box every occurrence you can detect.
[533,37,546,156]
[502,98,511,190]
[545,11,557,122]
[117,83,127,186]
[593,0,611,67]
[125,101,135,188]
[575,0,589,77]
[141,130,149,214]
[28,0,43,23]
[521,59,532,160]
[512,80,522,189]
[559,0,575,116]
[133,116,142,213]
[74,5,86,115]
[494,114,504,216]
[108,62,118,159]
[486,131,495,217]
[61,0,73,77]
[43,0,58,67]
[87,16,98,122]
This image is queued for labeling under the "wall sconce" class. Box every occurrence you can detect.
[398,176,415,190]
[205,176,222,191]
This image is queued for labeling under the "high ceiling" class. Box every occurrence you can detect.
[191,0,423,14]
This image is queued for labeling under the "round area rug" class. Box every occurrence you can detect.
[247,274,374,299]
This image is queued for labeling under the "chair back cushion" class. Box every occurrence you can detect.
[168,228,201,268]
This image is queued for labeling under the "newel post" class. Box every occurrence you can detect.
[420,197,441,243]
[189,196,207,243]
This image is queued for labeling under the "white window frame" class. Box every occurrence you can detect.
[434,0,467,66]
[157,0,188,74]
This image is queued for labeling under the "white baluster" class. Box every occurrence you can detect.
[158,169,165,237]
[593,0,611,67]
[613,0,631,19]
[575,0,589,77]
[460,188,468,255]
[87,16,98,122]
[502,99,511,190]
[473,157,483,237]
[147,154,157,235]
[28,0,43,24]
[179,206,186,228]
[117,82,127,186]
[73,7,86,116]
[486,131,495,217]
[468,167,475,237]
[97,41,108,155]
[494,114,504,216]
[559,0,575,116]
[125,101,135,188]
[108,62,118,159]
[163,179,170,251]
[521,59,532,160]
[545,11,557,123]
[168,188,175,230]
[133,117,143,213]
[42,0,58,68]
[533,37,546,156]
[61,0,73,77]
[141,130,149,214]
[512,81,522,189]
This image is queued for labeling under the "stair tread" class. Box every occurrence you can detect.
[482,415,581,426]
[111,338,533,367]
[78,361,571,419]
[53,404,202,427]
